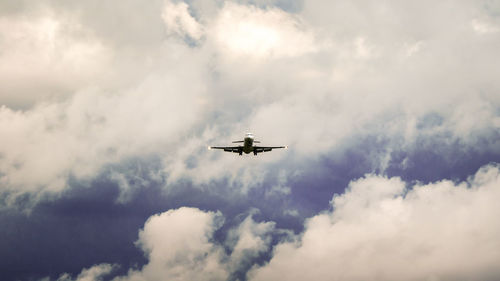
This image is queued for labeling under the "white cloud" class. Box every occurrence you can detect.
[0,67,208,202]
[265,170,291,198]
[471,19,499,34]
[212,2,317,59]
[50,165,500,281]
[115,207,227,281]
[0,0,499,207]
[50,264,116,281]
[249,164,500,281]
[162,0,204,41]
[108,207,276,281]
[2,1,499,279]
[47,207,278,281]
[226,211,276,273]
[0,12,111,108]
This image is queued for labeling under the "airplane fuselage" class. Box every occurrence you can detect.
[242,134,254,154]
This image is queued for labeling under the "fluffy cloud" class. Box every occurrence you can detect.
[45,164,500,281]
[0,0,499,209]
[162,0,204,41]
[54,207,276,281]
[225,211,277,278]
[249,164,500,281]
[0,10,111,108]
[212,2,317,59]
[54,264,116,281]
[0,68,207,202]
[1,1,499,280]
[115,207,228,281]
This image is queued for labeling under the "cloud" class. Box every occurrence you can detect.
[1,1,499,280]
[43,164,500,281]
[0,0,499,212]
[225,210,277,278]
[162,0,204,42]
[471,19,499,34]
[105,207,275,281]
[114,207,228,281]
[211,2,317,59]
[249,164,500,281]
[54,264,116,281]
[0,68,207,203]
[0,9,111,109]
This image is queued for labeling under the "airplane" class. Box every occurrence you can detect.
[208,132,288,156]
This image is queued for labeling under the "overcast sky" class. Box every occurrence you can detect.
[1,0,500,280]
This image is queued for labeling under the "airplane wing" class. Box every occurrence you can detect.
[208,146,242,153]
[253,146,287,154]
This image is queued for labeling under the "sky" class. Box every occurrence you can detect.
[0,0,500,280]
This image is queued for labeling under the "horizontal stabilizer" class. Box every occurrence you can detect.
[232,140,244,143]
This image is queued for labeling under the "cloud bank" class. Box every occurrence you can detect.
[1,0,499,280]
[55,164,500,281]
[250,164,500,281]
[1,0,499,205]
[51,207,276,281]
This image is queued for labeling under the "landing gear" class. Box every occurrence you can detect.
[239,150,243,156]
[254,151,257,156]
